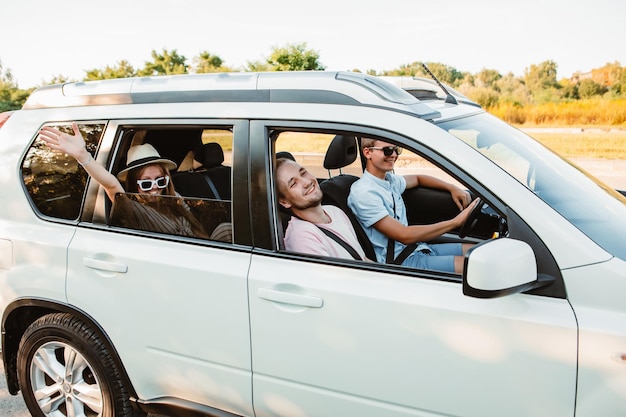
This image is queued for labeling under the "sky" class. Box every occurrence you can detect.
[2,0,625,89]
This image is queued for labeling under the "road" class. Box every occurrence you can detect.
[0,360,29,417]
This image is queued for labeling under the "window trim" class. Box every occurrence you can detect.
[251,119,566,297]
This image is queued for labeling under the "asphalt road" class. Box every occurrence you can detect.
[0,361,29,417]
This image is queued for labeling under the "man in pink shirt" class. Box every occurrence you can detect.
[276,158,367,261]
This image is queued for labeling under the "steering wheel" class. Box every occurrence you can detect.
[458,198,484,238]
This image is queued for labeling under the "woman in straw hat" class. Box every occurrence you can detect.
[39,122,209,238]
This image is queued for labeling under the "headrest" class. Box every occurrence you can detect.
[276,151,296,161]
[323,135,357,170]
[201,142,225,168]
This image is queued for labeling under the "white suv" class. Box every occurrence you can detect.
[1,71,625,417]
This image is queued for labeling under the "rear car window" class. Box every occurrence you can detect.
[21,123,105,220]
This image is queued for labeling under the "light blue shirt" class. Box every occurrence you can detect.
[348,171,413,263]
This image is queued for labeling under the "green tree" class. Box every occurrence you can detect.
[381,61,463,86]
[45,74,71,85]
[246,42,325,71]
[616,68,626,97]
[423,62,464,86]
[600,62,626,97]
[523,60,559,102]
[84,60,137,80]
[0,61,30,111]
[578,78,607,99]
[380,61,424,76]
[495,72,531,106]
[138,49,188,76]
[560,77,579,100]
[0,61,16,111]
[192,51,234,73]
[475,68,502,90]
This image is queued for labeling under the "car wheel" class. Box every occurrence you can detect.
[17,312,145,417]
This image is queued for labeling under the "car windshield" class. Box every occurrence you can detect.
[439,112,626,261]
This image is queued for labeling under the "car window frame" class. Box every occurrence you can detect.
[79,118,252,248]
[251,119,566,297]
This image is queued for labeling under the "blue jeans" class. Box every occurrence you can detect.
[401,243,463,272]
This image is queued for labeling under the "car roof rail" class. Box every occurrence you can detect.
[22,71,442,120]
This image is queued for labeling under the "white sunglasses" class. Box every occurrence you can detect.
[137,175,170,191]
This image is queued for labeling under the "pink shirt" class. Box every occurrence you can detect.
[284,205,366,260]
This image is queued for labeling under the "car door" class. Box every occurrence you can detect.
[248,256,577,417]
[65,120,254,416]
[247,121,578,417]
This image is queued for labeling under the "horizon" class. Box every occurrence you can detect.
[2,0,625,89]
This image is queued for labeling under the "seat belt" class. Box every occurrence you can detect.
[315,225,363,261]
[202,173,221,199]
[385,193,417,265]
[386,238,417,265]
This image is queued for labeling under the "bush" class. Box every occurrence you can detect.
[488,99,626,126]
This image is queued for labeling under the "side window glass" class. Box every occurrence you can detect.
[273,130,367,260]
[272,127,506,276]
[174,129,233,201]
[109,193,231,242]
[21,123,104,220]
[108,126,233,243]
[275,131,362,180]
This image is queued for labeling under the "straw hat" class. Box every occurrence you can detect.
[116,143,177,181]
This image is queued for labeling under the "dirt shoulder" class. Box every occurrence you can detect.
[571,158,626,190]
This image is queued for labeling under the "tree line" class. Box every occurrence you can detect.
[2,42,625,125]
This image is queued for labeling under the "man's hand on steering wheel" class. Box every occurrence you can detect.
[458,198,483,238]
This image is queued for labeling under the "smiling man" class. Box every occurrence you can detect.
[348,138,477,273]
[276,157,367,260]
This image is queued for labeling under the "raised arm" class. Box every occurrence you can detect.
[39,122,124,201]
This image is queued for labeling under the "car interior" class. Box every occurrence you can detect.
[107,126,233,242]
[275,132,507,263]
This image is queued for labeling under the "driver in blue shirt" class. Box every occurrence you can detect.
[348,138,478,273]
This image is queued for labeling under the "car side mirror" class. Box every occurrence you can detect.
[463,238,554,298]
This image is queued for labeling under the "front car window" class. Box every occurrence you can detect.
[21,123,104,220]
[439,112,626,260]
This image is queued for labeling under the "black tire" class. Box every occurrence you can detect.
[17,312,145,417]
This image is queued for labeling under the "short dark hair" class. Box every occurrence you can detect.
[275,157,296,199]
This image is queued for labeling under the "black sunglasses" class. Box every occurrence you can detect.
[368,146,403,156]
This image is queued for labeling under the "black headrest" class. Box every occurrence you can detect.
[145,129,203,167]
[323,135,357,170]
[201,142,225,168]
[276,151,296,161]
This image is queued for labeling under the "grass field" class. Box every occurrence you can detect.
[206,126,626,160]
[521,127,626,159]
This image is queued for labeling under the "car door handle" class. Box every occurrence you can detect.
[257,288,323,308]
[83,257,128,273]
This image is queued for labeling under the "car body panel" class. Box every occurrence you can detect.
[65,227,254,415]
[562,258,626,415]
[248,254,578,417]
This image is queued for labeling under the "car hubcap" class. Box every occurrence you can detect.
[30,341,103,417]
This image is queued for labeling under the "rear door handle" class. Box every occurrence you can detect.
[83,257,128,273]
[257,288,323,308]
